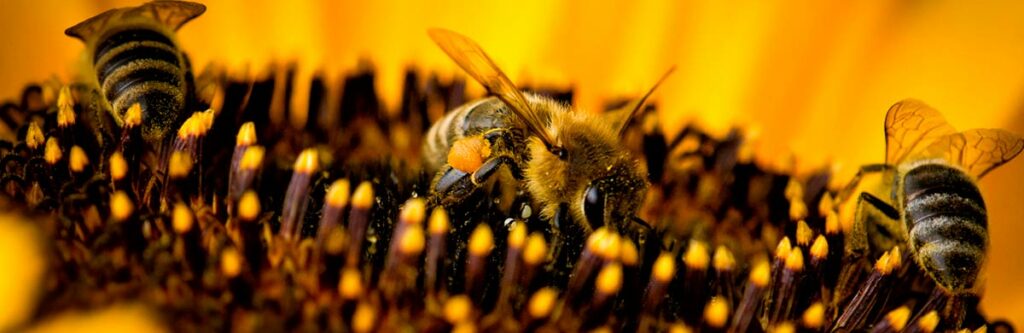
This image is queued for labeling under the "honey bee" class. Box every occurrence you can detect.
[424,28,673,235]
[839,99,1024,294]
[65,1,206,146]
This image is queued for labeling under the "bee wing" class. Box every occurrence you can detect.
[65,8,119,41]
[884,99,957,164]
[428,28,557,149]
[138,1,207,31]
[610,67,676,137]
[913,129,1024,179]
[66,1,205,41]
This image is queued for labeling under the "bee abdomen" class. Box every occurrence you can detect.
[424,105,466,171]
[101,61,182,103]
[915,237,984,291]
[93,28,186,135]
[907,191,986,241]
[906,190,988,292]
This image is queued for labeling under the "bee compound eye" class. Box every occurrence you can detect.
[583,183,605,229]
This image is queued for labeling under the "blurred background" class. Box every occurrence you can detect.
[2,0,1023,326]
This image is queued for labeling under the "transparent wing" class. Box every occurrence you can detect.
[139,1,207,31]
[428,28,556,148]
[912,129,1024,179]
[65,8,118,40]
[65,1,206,41]
[884,99,957,164]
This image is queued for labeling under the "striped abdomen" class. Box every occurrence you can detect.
[902,163,987,293]
[423,97,511,172]
[94,28,188,142]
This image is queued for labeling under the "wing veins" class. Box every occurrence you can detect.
[428,28,557,149]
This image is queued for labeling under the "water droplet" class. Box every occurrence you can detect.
[521,205,532,219]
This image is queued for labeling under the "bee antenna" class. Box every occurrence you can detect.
[616,66,676,137]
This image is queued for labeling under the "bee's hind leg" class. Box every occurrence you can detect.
[432,155,522,204]
[469,155,521,184]
[432,165,473,204]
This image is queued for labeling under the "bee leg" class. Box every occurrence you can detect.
[434,155,522,193]
[470,155,521,185]
[552,202,572,232]
[626,216,663,252]
[858,192,899,220]
[858,192,905,255]
[838,163,894,201]
[833,188,903,313]
[432,165,474,204]
[630,216,652,230]
[837,163,897,256]
[433,155,522,206]
[549,203,584,282]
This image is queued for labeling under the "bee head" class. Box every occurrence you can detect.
[524,105,649,234]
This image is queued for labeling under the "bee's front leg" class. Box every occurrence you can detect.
[469,155,521,184]
[548,203,583,281]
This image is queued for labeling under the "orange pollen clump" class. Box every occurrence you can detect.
[448,136,491,173]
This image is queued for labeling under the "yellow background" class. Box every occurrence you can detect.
[1,0,1023,327]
